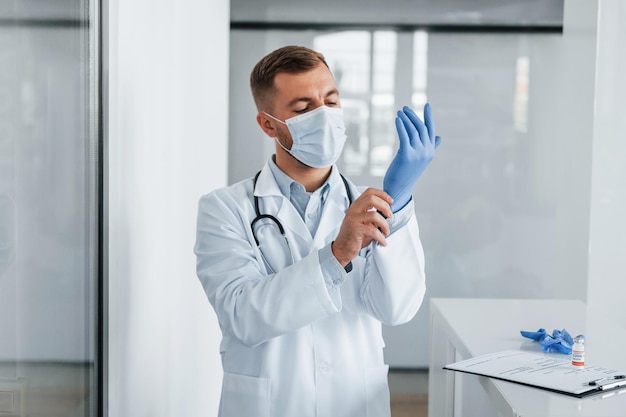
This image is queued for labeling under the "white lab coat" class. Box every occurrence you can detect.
[194,161,426,417]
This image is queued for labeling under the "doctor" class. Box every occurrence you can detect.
[194,45,441,417]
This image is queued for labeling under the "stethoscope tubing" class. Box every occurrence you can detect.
[250,170,353,266]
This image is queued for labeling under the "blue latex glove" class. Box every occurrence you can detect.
[520,328,575,354]
[383,103,442,212]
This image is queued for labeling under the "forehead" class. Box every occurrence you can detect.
[272,64,338,105]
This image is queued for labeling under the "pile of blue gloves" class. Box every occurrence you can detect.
[520,328,576,354]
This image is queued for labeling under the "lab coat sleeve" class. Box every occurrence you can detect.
[194,187,340,348]
[359,202,426,326]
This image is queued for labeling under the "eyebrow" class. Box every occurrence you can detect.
[287,88,340,108]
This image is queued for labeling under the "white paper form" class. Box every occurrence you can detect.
[444,350,626,397]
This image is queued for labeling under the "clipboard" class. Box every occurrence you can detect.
[444,350,626,398]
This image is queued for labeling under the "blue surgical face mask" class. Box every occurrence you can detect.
[264,106,347,168]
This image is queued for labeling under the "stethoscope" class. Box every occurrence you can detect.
[250,170,354,273]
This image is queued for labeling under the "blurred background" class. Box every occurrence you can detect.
[228,0,573,370]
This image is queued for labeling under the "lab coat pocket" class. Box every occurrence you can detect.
[220,372,271,417]
[364,365,391,417]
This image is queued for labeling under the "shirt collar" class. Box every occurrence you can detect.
[268,155,332,201]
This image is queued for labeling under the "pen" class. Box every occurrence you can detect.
[599,379,626,391]
[587,375,626,386]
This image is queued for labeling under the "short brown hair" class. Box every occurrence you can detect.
[250,45,329,112]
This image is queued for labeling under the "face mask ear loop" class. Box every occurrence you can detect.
[273,136,292,154]
[263,112,293,154]
[263,111,286,125]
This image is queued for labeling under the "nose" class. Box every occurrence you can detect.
[310,100,325,110]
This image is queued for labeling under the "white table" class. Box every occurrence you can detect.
[428,298,626,417]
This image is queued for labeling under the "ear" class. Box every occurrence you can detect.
[256,112,278,138]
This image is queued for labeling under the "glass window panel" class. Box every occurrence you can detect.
[368,32,397,176]
[314,31,370,94]
[413,31,428,92]
[0,2,99,416]
[514,56,530,133]
[372,32,396,93]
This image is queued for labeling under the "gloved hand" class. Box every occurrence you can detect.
[383,103,441,212]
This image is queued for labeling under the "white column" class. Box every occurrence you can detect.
[106,1,229,416]
[586,0,626,329]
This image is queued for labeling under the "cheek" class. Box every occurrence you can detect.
[276,125,294,148]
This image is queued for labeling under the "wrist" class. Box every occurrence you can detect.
[331,241,352,268]
[390,195,411,213]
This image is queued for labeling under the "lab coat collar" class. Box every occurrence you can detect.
[253,159,283,199]
[253,160,353,247]
[253,160,311,244]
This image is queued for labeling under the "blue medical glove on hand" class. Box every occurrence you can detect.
[383,103,441,212]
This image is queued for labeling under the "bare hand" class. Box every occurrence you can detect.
[332,188,393,267]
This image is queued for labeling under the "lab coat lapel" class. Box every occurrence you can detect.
[313,170,353,248]
[254,164,312,246]
[277,203,312,246]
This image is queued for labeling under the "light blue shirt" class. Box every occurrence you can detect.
[268,156,414,294]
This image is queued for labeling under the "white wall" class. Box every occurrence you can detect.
[106,1,229,416]
[587,0,626,329]
[530,0,597,297]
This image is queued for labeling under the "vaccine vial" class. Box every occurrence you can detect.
[572,335,585,368]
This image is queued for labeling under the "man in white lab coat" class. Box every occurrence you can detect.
[194,45,441,417]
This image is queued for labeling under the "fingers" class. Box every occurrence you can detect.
[351,188,393,219]
[348,189,392,240]
[423,103,436,146]
[334,188,393,261]
[397,110,421,148]
[369,223,389,247]
[401,106,430,147]
[345,210,390,244]
[397,104,440,149]
[395,116,410,152]
[364,209,391,237]
[333,213,388,265]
